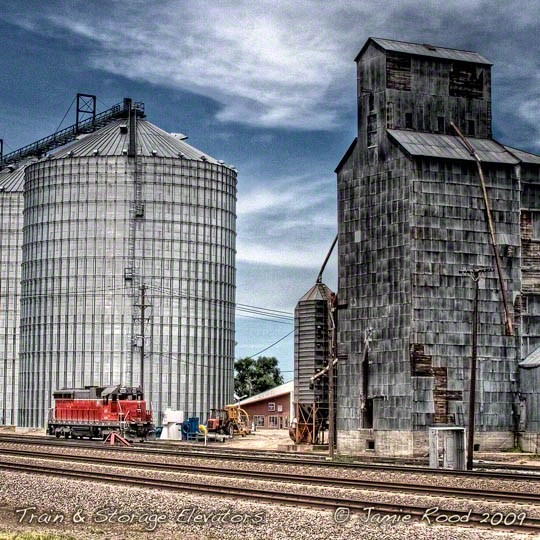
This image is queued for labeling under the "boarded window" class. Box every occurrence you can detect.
[386,102,394,128]
[533,212,540,240]
[449,62,484,99]
[386,52,411,90]
[367,113,378,146]
[437,116,445,132]
[405,113,413,129]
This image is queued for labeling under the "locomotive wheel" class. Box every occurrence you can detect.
[55,431,60,438]
[227,423,234,437]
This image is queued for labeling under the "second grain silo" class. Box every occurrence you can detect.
[0,160,30,425]
[18,101,237,428]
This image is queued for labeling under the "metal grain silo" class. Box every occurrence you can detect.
[0,161,29,425]
[18,104,237,427]
[292,282,334,444]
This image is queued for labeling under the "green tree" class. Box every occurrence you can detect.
[234,356,284,398]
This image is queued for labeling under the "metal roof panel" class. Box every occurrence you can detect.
[388,130,520,164]
[52,119,219,163]
[298,282,334,302]
[236,380,293,407]
[520,346,540,369]
[369,37,492,65]
[0,159,35,192]
[503,145,540,165]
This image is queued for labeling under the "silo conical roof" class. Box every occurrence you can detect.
[0,159,36,192]
[52,119,220,163]
[298,282,334,302]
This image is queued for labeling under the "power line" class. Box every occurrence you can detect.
[237,303,292,315]
[236,314,293,325]
[147,284,294,322]
[244,329,294,359]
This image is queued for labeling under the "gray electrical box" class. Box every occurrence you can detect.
[429,427,466,470]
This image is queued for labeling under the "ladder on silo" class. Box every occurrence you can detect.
[124,101,146,388]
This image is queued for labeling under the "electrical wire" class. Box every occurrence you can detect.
[147,284,294,322]
[237,303,292,315]
[244,330,294,359]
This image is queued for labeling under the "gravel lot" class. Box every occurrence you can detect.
[0,468,535,540]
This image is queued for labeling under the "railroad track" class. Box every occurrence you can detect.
[0,458,539,535]
[1,434,539,482]
[0,447,538,505]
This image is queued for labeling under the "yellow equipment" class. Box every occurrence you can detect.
[206,404,251,437]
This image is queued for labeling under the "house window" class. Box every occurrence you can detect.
[277,404,283,412]
[268,416,279,428]
[254,415,265,427]
[268,402,275,412]
[468,120,475,136]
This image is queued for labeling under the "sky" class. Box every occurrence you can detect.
[1,1,538,382]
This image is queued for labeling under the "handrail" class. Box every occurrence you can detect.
[1,101,144,167]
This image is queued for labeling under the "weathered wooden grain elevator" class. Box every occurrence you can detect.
[335,37,540,456]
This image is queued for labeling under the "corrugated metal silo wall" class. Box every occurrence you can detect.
[0,190,23,425]
[19,155,236,427]
[138,157,236,424]
[294,298,329,405]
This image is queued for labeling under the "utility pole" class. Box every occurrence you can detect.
[462,266,491,470]
[328,293,338,459]
[134,284,151,391]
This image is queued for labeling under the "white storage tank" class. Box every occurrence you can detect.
[18,107,237,427]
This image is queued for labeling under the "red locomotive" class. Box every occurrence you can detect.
[47,385,155,441]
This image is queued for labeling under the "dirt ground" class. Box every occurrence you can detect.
[217,428,292,449]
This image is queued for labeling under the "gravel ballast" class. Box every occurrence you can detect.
[0,468,535,540]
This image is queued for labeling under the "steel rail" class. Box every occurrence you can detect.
[1,435,539,480]
[0,448,537,505]
[0,459,538,534]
